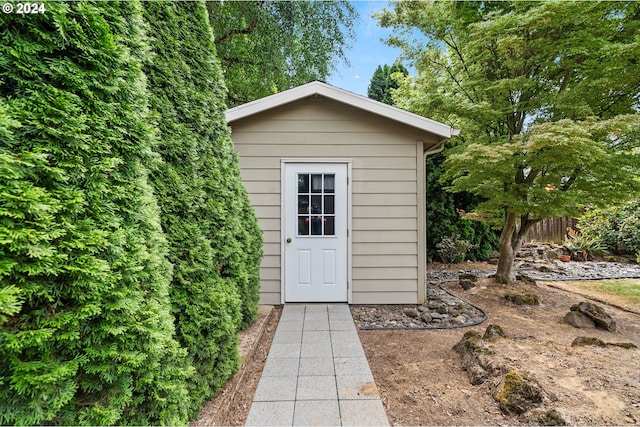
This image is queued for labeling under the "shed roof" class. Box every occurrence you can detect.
[225,81,460,140]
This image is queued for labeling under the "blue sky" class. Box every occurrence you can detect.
[327,1,406,96]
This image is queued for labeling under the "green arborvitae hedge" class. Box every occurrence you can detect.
[144,1,262,331]
[427,152,499,261]
[141,0,261,415]
[0,2,191,424]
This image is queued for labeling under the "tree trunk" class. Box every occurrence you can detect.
[495,211,518,284]
[495,212,539,284]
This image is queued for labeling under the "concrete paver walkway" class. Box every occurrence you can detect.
[245,304,389,426]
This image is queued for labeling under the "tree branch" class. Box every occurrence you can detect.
[443,32,480,102]
[560,171,579,191]
[216,0,265,44]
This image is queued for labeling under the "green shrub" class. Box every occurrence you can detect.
[436,233,474,263]
[578,200,640,256]
[427,152,498,261]
[563,227,608,261]
[141,0,260,416]
[1,2,191,424]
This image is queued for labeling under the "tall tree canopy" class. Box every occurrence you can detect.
[208,0,357,106]
[367,63,408,104]
[379,0,640,283]
[367,64,498,261]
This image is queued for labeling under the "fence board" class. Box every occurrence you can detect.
[525,217,578,243]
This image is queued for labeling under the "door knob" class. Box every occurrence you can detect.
[286,237,292,243]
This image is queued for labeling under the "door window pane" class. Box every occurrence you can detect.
[298,195,309,214]
[324,175,335,193]
[310,195,322,214]
[311,174,323,193]
[324,216,335,236]
[298,174,309,193]
[324,195,334,214]
[298,216,309,235]
[310,216,323,235]
[296,173,337,237]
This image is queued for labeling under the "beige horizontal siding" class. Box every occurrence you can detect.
[352,205,415,218]
[353,267,417,280]
[259,280,280,293]
[257,218,280,231]
[231,97,426,305]
[352,180,416,194]
[353,230,417,243]
[236,143,415,158]
[354,280,419,292]
[356,169,416,181]
[240,168,280,181]
[352,291,418,305]
[353,218,417,231]
[351,157,416,170]
[261,230,280,242]
[353,255,417,268]
[353,242,417,255]
[244,180,280,194]
[254,207,280,221]
[243,193,279,206]
[238,157,281,169]
[231,133,420,146]
[260,267,280,281]
[260,255,280,268]
[259,292,281,305]
[353,193,416,206]
[262,243,280,256]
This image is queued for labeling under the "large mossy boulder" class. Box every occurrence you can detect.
[505,292,540,305]
[569,302,616,331]
[495,370,544,415]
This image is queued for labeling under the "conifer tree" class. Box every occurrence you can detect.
[0,2,191,424]
[141,0,262,414]
[367,63,408,105]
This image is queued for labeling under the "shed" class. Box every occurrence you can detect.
[226,81,459,305]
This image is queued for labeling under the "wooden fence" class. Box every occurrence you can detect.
[524,216,578,244]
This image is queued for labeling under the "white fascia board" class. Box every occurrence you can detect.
[225,81,460,139]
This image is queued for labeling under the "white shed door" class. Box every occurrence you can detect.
[284,163,348,302]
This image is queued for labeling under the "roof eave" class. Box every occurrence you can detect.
[225,81,460,139]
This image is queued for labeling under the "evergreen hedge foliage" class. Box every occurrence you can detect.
[141,0,262,416]
[427,152,499,261]
[1,0,262,424]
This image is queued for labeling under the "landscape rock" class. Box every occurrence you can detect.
[563,311,596,329]
[352,255,640,330]
[483,324,506,341]
[570,302,617,331]
[495,370,544,415]
[505,292,540,305]
[468,364,489,385]
[516,273,537,286]
[571,336,606,347]
[351,285,485,329]
[453,330,489,355]
[459,273,478,290]
[571,336,637,349]
[403,307,419,318]
[531,409,568,426]
[453,331,497,385]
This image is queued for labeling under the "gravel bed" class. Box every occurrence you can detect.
[351,260,640,330]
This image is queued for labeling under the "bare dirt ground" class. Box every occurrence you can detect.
[360,274,640,426]
[197,263,640,426]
